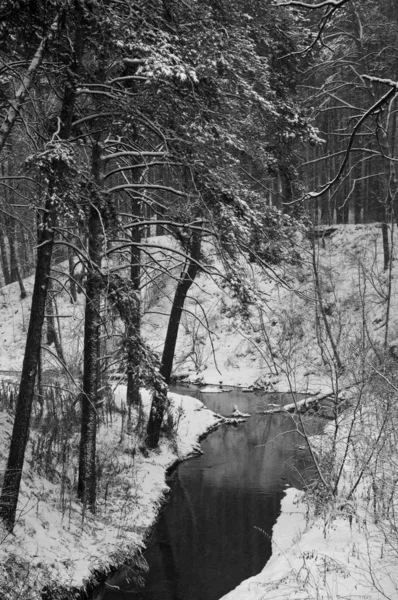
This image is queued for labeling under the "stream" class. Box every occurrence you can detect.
[99,387,320,600]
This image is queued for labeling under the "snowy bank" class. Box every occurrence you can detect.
[0,388,221,599]
[221,486,398,600]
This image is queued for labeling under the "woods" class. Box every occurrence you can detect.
[0,0,313,530]
[1,0,398,598]
[298,0,398,225]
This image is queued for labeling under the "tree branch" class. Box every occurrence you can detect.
[0,14,60,153]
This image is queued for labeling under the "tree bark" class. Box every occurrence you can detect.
[6,216,27,298]
[0,193,56,530]
[77,142,103,511]
[382,222,390,271]
[0,162,23,290]
[145,230,201,449]
[0,221,11,285]
[160,231,201,384]
[145,385,168,449]
[46,276,66,364]
[68,243,78,303]
[126,203,142,407]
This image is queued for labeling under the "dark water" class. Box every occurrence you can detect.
[99,387,319,600]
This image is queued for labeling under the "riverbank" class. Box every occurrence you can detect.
[221,482,398,600]
[0,389,221,599]
[220,393,398,600]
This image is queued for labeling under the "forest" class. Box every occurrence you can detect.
[1,0,398,599]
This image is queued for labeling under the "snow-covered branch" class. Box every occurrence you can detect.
[0,14,60,153]
[277,0,350,8]
[106,183,186,197]
[101,151,167,162]
[362,75,398,89]
[306,86,398,199]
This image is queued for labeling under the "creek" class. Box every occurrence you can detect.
[99,386,320,600]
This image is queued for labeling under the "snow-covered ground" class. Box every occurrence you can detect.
[221,409,398,600]
[0,388,221,598]
[141,225,398,395]
[221,485,398,600]
[1,223,398,598]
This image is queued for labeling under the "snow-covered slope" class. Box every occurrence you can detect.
[143,224,398,393]
[2,225,397,392]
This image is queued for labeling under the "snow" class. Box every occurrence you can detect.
[230,405,251,418]
[216,224,398,600]
[221,487,398,600]
[1,223,398,598]
[0,386,221,597]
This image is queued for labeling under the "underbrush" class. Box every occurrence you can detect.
[297,356,398,599]
[0,376,198,600]
[0,379,136,501]
[0,380,155,600]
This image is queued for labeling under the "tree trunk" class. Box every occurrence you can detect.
[382,221,390,271]
[0,195,56,531]
[126,204,142,407]
[2,165,27,296]
[68,243,78,303]
[8,228,27,299]
[77,268,102,510]
[160,231,201,384]
[46,277,66,364]
[0,162,25,292]
[19,226,32,277]
[146,230,201,449]
[0,222,11,285]
[145,385,168,449]
[77,143,103,511]
[311,238,344,373]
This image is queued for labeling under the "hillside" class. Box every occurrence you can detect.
[144,224,398,393]
[2,224,397,392]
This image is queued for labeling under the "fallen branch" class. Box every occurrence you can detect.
[260,382,361,416]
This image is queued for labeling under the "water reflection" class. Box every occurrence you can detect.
[100,391,319,600]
